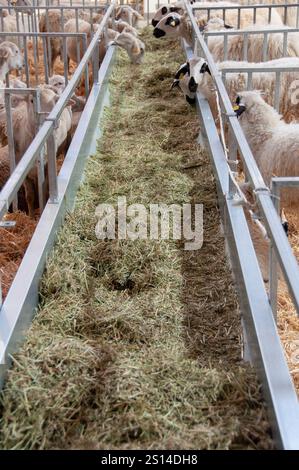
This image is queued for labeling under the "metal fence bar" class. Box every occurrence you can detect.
[0,1,116,222]
[220,65,299,112]
[204,27,299,62]
[184,0,299,447]
[0,32,116,393]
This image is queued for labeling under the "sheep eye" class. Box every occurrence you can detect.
[236,96,241,104]
[162,6,167,14]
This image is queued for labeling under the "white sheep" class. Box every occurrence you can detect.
[0,85,73,216]
[0,40,23,80]
[153,4,283,44]
[0,9,26,46]
[235,90,299,209]
[182,55,299,122]
[109,19,139,37]
[39,9,103,74]
[115,5,143,27]
[234,0,299,28]
[0,0,32,11]
[203,18,299,62]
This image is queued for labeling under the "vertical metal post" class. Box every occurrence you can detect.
[248,71,253,90]
[46,8,52,73]
[223,33,228,61]
[33,31,39,86]
[47,133,58,204]
[4,90,18,211]
[34,90,46,213]
[76,8,80,65]
[92,38,99,84]
[43,35,49,84]
[83,34,89,99]
[274,71,281,112]
[269,180,280,322]
[62,36,68,85]
[19,34,28,86]
[243,32,248,61]
[263,32,268,61]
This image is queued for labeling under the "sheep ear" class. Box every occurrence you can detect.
[174,62,189,79]
[200,62,211,75]
[0,47,10,60]
[171,79,180,89]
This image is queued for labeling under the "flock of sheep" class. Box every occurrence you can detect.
[0,2,145,217]
[152,0,299,224]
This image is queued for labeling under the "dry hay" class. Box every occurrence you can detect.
[0,211,37,299]
[275,210,299,394]
[0,27,272,450]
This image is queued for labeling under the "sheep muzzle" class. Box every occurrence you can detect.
[153,28,166,38]
[233,104,246,118]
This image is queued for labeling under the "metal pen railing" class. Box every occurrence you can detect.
[185,0,299,317]
[204,27,299,62]
[192,2,299,28]
[183,0,299,449]
[0,31,88,87]
[220,64,299,113]
[0,0,116,222]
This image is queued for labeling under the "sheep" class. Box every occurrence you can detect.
[0,40,23,80]
[171,61,196,105]
[0,76,28,109]
[151,1,185,27]
[0,86,62,216]
[109,18,139,37]
[234,0,299,28]
[0,0,32,11]
[0,9,26,46]
[39,9,104,74]
[180,55,299,122]
[115,5,143,27]
[202,18,299,62]
[151,2,259,27]
[109,31,145,65]
[234,90,299,209]
[47,74,85,136]
[64,19,117,66]
[65,20,145,67]
[48,74,66,95]
[153,5,283,43]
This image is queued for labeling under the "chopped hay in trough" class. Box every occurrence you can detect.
[0,28,272,449]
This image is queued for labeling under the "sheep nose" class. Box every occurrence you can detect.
[188,77,198,93]
[186,95,196,106]
[152,19,158,27]
[153,28,165,38]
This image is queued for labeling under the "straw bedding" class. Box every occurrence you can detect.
[0,28,272,449]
